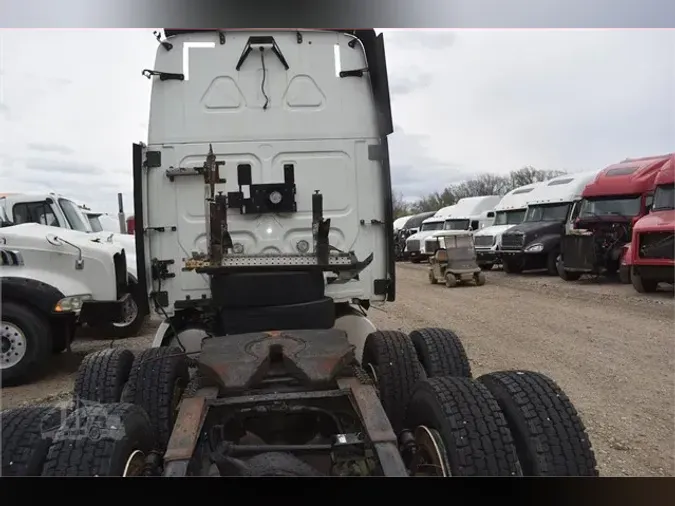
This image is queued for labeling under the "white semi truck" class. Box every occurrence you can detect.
[404,205,457,263]
[422,196,501,260]
[0,205,133,384]
[472,182,545,270]
[0,192,145,337]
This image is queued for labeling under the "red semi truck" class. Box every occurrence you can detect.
[559,154,671,281]
[627,156,675,293]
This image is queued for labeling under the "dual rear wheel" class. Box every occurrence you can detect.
[361,327,598,476]
[2,329,598,477]
[1,347,189,477]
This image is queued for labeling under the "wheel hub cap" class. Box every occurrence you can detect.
[113,295,138,328]
[1,322,27,369]
[122,450,146,477]
[410,425,450,477]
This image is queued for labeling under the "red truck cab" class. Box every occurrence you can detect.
[629,156,675,293]
[559,153,671,281]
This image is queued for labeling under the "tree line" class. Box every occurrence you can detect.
[393,166,567,218]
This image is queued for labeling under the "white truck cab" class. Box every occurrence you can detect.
[136,29,396,359]
[0,206,131,384]
[473,182,545,270]
[0,192,145,337]
[404,205,456,263]
[500,170,604,275]
[423,196,501,258]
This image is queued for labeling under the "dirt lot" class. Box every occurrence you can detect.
[2,264,673,477]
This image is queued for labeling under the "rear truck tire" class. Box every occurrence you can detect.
[479,263,493,271]
[409,328,472,378]
[428,269,437,285]
[361,330,424,433]
[477,370,598,476]
[41,403,155,477]
[411,257,421,264]
[444,273,458,288]
[631,271,658,293]
[121,347,189,450]
[546,250,559,276]
[95,291,146,339]
[1,301,53,385]
[475,271,487,286]
[502,258,522,274]
[405,377,522,476]
[1,405,64,476]
[618,264,631,284]
[73,348,135,404]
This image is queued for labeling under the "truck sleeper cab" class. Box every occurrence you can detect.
[559,154,671,282]
[500,171,602,275]
[473,183,544,270]
[628,156,675,293]
[136,29,396,358]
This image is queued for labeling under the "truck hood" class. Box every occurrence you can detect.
[503,220,563,243]
[634,209,675,233]
[406,230,441,243]
[474,224,514,238]
[0,222,123,265]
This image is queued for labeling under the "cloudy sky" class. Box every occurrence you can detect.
[0,28,673,213]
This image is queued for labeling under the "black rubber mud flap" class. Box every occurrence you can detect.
[477,370,598,476]
[409,328,472,378]
[210,271,325,309]
[73,348,135,404]
[41,403,156,477]
[218,297,336,335]
[121,347,189,450]
[1,406,64,476]
[405,377,522,477]
[361,330,423,433]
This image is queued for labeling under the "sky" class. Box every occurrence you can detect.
[0,28,673,213]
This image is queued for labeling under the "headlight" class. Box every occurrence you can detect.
[269,190,283,205]
[525,243,544,253]
[54,294,93,313]
[232,243,244,254]
[296,240,310,253]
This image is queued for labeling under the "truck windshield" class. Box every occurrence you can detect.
[525,203,570,222]
[59,198,92,232]
[494,210,525,226]
[652,184,675,211]
[87,215,104,232]
[443,219,470,230]
[421,222,444,232]
[578,195,642,218]
[0,204,12,226]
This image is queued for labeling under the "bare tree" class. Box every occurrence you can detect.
[392,191,411,219]
[406,166,568,213]
[509,166,566,188]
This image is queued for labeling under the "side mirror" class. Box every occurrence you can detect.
[46,233,84,270]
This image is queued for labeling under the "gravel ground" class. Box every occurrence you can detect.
[2,264,673,477]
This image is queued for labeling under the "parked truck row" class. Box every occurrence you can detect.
[394,152,674,294]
